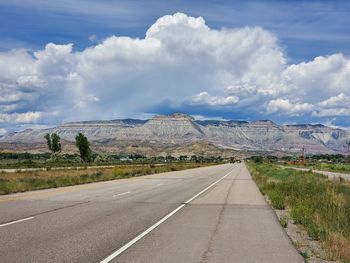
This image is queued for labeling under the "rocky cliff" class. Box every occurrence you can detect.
[1,113,349,155]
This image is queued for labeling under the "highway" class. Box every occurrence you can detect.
[0,163,303,262]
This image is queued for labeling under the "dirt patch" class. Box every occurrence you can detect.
[274,209,335,263]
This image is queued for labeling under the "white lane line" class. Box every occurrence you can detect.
[0,217,34,228]
[113,191,130,197]
[184,169,232,204]
[99,166,234,263]
[156,183,163,187]
[100,204,186,263]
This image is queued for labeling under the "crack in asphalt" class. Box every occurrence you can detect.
[0,201,91,225]
[199,167,240,263]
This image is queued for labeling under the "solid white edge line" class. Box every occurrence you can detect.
[99,165,234,263]
[0,216,34,228]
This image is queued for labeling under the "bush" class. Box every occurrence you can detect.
[251,156,263,163]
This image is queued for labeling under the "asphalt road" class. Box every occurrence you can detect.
[0,163,303,263]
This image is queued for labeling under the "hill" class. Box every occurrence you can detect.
[1,113,349,156]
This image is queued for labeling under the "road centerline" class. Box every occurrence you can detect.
[99,166,234,263]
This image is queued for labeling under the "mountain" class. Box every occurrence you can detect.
[1,113,349,156]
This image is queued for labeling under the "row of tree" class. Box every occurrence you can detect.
[45,133,92,163]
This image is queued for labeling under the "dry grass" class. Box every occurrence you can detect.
[0,163,210,195]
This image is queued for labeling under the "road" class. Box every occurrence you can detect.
[278,165,350,182]
[0,163,303,263]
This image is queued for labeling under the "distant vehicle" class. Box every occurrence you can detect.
[229,157,241,163]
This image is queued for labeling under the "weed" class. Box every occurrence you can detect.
[279,215,288,228]
[0,163,210,196]
[299,251,309,259]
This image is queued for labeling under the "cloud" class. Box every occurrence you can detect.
[0,112,42,123]
[312,108,350,117]
[0,12,350,131]
[318,93,350,108]
[267,99,313,115]
[192,92,239,106]
[88,35,97,42]
[0,128,7,136]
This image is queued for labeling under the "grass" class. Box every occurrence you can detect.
[247,161,350,262]
[311,162,350,174]
[0,163,211,195]
[286,162,350,175]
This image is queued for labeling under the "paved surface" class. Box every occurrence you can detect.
[0,163,303,263]
[278,165,350,182]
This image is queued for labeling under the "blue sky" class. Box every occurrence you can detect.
[0,0,350,132]
[1,1,350,62]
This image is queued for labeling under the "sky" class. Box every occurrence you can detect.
[0,0,350,134]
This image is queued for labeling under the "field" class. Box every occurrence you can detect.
[298,162,350,174]
[0,163,211,195]
[247,161,350,262]
[0,152,223,169]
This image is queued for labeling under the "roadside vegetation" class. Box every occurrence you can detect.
[277,154,350,174]
[0,132,225,169]
[292,162,350,175]
[0,163,212,195]
[0,152,224,169]
[247,161,350,262]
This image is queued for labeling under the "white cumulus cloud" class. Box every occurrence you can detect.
[192,92,239,106]
[0,12,350,130]
[0,112,42,123]
[267,99,314,115]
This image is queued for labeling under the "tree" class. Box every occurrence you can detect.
[44,133,61,153]
[95,153,110,164]
[44,133,52,152]
[75,133,92,163]
[51,133,61,153]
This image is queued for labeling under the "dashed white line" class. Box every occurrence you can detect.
[113,191,130,197]
[156,183,164,186]
[99,166,234,263]
[0,217,34,228]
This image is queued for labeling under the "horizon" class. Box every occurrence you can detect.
[1,1,350,135]
[2,112,349,136]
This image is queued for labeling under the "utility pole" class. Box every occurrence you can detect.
[345,140,350,163]
[301,145,305,160]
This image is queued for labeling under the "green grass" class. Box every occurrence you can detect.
[0,163,212,195]
[312,162,350,174]
[247,161,350,262]
[287,162,350,174]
